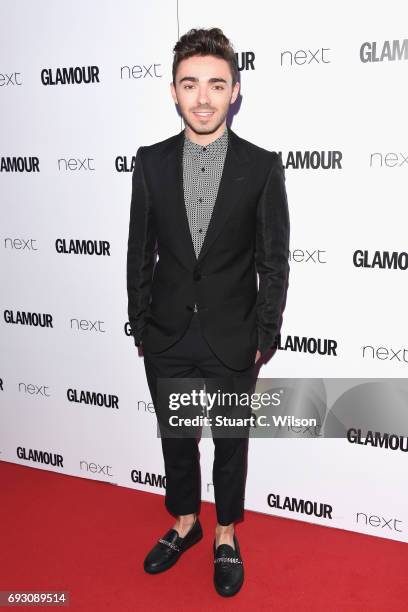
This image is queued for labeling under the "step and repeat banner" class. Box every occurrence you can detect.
[1,0,407,543]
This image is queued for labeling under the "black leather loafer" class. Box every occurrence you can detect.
[144,518,203,574]
[213,534,244,596]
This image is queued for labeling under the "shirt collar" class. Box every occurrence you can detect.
[183,125,228,160]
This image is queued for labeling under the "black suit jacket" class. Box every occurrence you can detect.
[126,124,290,370]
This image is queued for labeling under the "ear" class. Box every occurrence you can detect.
[170,81,178,104]
[231,81,240,104]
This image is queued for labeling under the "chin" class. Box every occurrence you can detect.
[187,117,222,135]
[192,126,215,134]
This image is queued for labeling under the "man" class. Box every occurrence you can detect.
[127,27,290,597]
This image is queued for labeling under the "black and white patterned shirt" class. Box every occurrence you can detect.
[182,126,228,258]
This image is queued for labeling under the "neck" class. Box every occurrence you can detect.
[184,121,227,146]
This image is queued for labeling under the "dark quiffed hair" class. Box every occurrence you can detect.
[172,27,239,86]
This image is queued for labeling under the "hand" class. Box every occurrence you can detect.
[255,349,262,363]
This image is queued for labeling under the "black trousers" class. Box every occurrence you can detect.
[143,311,256,526]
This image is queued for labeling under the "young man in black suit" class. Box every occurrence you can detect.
[127,27,290,596]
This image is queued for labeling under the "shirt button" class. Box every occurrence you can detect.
[198,197,203,203]
[201,167,205,172]
[202,147,207,152]
[198,228,203,233]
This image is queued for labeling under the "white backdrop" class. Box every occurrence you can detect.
[1,0,407,543]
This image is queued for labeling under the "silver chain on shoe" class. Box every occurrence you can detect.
[214,556,243,564]
[158,538,181,552]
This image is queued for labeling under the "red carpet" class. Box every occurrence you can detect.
[1,460,407,611]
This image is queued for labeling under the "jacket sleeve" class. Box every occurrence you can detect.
[255,153,290,356]
[126,146,156,347]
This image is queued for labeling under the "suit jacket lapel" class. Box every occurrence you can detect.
[161,129,197,268]
[198,125,250,264]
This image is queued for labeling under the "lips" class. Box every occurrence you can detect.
[193,111,214,118]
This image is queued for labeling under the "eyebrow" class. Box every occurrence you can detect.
[178,76,228,84]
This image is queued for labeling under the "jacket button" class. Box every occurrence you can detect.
[193,270,201,281]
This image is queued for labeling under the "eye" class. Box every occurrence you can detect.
[183,84,194,89]
[214,85,224,90]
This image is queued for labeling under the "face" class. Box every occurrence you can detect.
[170,55,240,136]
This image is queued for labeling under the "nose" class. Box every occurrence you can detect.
[197,84,210,105]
